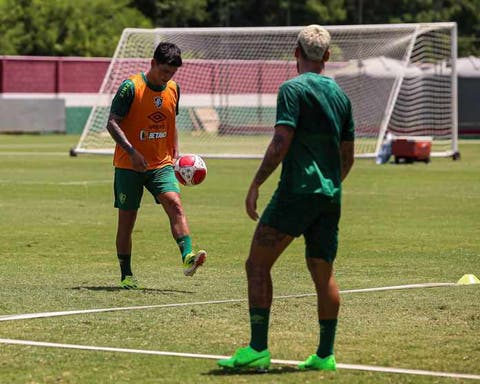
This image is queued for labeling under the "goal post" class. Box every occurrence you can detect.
[72,23,458,159]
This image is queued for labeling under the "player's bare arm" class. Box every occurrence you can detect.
[254,125,294,186]
[246,125,294,220]
[340,140,354,181]
[106,112,133,153]
[173,127,179,159]
[107,112,147,172]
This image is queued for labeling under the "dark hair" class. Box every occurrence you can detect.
[153,42,182,67]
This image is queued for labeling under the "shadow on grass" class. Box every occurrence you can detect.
[70,286,194,294]
[204,366,299,376]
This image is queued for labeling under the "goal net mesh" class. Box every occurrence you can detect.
[73,24,457,158]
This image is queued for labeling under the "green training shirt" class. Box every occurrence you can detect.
[275,72,354,201]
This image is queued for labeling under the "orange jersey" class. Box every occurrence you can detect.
[113,73,178,170]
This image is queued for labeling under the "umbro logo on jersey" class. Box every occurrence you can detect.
[147,111,166,123]
[153,96,163,108]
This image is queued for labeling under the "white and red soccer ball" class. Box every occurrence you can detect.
[174,154,207,186]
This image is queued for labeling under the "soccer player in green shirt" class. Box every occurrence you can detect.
[218,25,355,371]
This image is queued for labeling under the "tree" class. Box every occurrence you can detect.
[344,0,480,56]
[203,0,347,27]
[1,0,478,57]
[0,0,152,56]
[132,0,209,27]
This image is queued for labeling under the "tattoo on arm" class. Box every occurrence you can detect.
[254,134,283,184]
[254,127,292,186]
[106,114,134,154]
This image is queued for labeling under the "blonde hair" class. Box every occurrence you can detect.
[297,24,331,61]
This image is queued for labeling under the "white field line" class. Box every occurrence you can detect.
[0,152,69,156]
[0,338,479,380]
[340,282,455,294]
[0,282,456,322]
[0,143,67,148]
[0,180,111,185]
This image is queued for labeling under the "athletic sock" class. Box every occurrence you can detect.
[176,235,192,261]
[117,253,132,281]
[249,307,270,352]
[316,319,338,358]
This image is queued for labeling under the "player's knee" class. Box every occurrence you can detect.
[171,201,184,216]
[164,198,184,217]
[316,279,340,305]
[118,209,138,228]
[245,257,270,277]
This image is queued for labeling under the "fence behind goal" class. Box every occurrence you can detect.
[73,24,458,159]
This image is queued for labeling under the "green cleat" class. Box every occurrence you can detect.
[298,354,336,371]
[120,275,142,290]
[218,346,271,371]
[183,250,207,276]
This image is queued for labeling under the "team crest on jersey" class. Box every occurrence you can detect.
[153,96,163,108]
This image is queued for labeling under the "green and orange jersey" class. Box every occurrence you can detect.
[110,72,180,170]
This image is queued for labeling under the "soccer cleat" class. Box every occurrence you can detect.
[298,354,336,371]
[119,275,142,290]
[218,346,271,371]
[183,250,207,276]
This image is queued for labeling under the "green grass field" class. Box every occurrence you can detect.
[0,135,479,384]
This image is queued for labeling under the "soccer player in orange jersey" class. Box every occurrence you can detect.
[106,42,206,289]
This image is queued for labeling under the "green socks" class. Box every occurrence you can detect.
[117,253,132,280]
[316,319,338,358]
[249,307,270,352]
[176,235,192,260]
[248,311,336,356]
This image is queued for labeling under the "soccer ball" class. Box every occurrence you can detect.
[174,154,207,186]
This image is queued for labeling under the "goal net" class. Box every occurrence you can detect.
[72,23,458,159]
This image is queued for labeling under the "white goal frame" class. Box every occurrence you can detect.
[72,23,458,159]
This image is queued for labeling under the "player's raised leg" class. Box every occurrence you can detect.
[156,191,206,276]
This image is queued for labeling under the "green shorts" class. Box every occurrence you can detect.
[260,190,341,262]
[114,166,180,210]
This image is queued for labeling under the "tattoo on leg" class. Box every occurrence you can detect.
[253,224,287,248]
[246,258,273,308]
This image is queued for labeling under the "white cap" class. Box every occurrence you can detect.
[297,24,331,61]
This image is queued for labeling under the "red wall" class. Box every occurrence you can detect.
[0,56,296,94]
[0,56,110,93]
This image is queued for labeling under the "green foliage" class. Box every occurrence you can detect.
[304,0,347,24]
[201,0,348,27]
[344,0,480,56]
[0,0,478,56]
[132,0,209,27]
[0,0,152,56]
